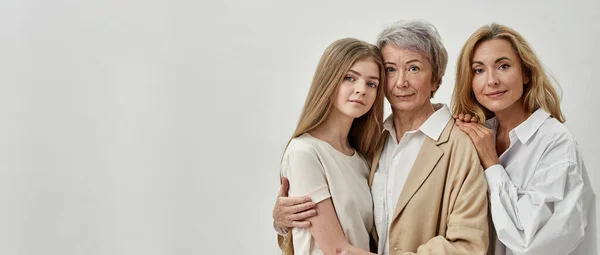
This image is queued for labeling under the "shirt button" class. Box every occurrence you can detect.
[393,247,398,251]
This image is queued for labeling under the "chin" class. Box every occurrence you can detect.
[390,101,419,112]
[340,109,367,119]
[480,101,511,113]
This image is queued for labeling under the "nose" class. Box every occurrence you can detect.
[394,70,408,88]
[355,81,367,95]
[487,70,500,87]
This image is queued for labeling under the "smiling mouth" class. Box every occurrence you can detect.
[485,90,508,98]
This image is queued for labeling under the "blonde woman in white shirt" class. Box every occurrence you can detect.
[277,38,386,255]
[452,23,597,255]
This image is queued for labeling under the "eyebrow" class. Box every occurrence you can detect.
[405,59,422,64]
[472,57,512,66]
[348,69,379,80]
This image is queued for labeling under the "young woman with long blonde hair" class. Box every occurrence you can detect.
[277,37,385,255]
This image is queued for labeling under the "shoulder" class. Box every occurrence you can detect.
[535,118,579,161]
[287,135,319,152]
[439,120,485,178]
[537,117,574,141]
[444,119,479,153]
[283,135,328,163]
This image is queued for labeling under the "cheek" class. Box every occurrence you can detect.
[386,74,395,87]
[471,77,485,94]
[335,84,349,102]
[365,89,378,106]
[507,72,525,91]
[413,76,432,94]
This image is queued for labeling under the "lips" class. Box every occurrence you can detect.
[485,90,508,98]
[394,93,415,100]
[349,99,365,105]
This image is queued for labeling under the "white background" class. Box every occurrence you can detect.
[1,0,598,254]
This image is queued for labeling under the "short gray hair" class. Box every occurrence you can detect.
[377,20,448,97]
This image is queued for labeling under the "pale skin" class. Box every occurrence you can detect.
[454,38,532,169]
[276,58,380,255]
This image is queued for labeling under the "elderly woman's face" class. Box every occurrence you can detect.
[381,44,436,114]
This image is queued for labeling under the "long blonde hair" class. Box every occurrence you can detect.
[279,38,385,255]
[452,23,565,124]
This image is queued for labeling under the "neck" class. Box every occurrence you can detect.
[309,109,354,151]
[392,102,435,143]
[494,100,531,134]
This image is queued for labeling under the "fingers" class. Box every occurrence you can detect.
[278,177,289,197]
[289,208,317,221]
[470,115,479,123]
[454,113,480,123]
[292,220,312,228]
[288,199,316,213]
[463,114,473,123]
[457,123,481,141]
[278,195,312,207]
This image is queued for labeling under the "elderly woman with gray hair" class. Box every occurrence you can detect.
[273,20,490,255]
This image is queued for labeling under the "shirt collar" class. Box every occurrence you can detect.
[382,103,452,142]
[486,108,551,144]
[514,108,551,143]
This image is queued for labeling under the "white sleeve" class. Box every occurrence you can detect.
[485,141,587,254]
[283,146,331,204]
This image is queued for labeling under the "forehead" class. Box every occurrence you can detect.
[381,44,429,63]
[472,39,518,61]
[349,58,379,72]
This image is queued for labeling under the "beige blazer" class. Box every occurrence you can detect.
[368,119,489,255]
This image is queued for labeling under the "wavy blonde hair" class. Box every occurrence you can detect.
[279,38,385,255]
[452,23,565,124]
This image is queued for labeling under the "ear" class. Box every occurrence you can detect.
[431,78,441,92]
[523,70,531,85]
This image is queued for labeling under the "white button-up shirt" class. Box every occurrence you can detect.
[372,104,451,255]
[485,108,597,255]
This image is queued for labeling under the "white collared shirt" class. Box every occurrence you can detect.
[372,104,452,255]
[485,108,597,255]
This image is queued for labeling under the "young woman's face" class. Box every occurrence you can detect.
[333,58,380,119]
[471,39,530,114]
[381,44,436,114]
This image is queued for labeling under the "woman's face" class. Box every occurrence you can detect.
[381,44,435,114]
[470,39,530,114]
[332,58,380,119]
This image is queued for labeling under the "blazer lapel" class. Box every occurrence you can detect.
[390,119,454,223]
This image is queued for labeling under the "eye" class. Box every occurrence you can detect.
[385,67,396,73]
[499,64,510,70]
[367,82,378,88]
[473,68,483,74]
[344,75,355,81]
[408,66,420,72]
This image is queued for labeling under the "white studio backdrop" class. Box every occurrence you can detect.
[0,0,598,254]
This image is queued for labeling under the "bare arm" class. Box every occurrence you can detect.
[308,198,376,255]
